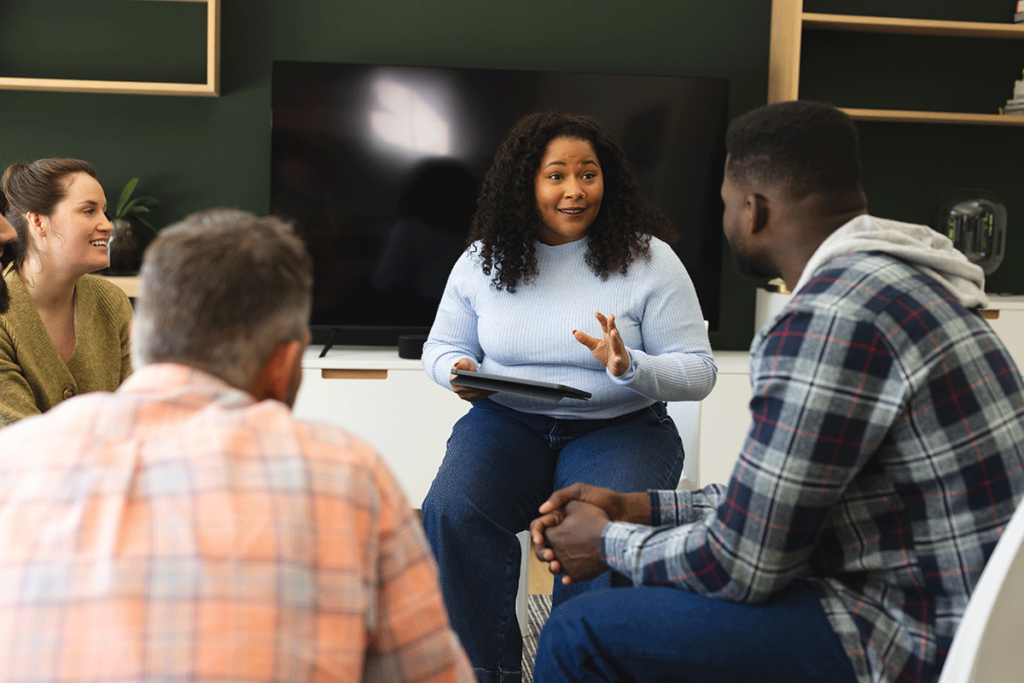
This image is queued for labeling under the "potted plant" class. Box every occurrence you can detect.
[106,178,161,275]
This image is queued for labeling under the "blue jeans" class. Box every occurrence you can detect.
[422,399,684,683]
[533,581,859,683]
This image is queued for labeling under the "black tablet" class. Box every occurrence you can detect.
[451,369,591,401]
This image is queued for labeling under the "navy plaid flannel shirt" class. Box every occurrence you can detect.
[602,251,1024,683]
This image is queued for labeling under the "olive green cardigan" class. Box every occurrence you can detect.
[0,266,132,426]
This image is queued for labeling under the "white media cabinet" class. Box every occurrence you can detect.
[292,346,725,507]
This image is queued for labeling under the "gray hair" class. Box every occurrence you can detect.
[132,209,313,388]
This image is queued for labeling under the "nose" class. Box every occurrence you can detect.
[99,214,113,234]
[564,178,585,199]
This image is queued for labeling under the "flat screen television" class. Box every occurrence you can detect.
[270,61,729,346]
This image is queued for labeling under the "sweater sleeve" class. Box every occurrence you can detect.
[116,288,133,383]
[0,324,43,426]
[421,251,484,389]
[610,241,716,402]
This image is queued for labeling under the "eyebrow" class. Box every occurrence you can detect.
[543,159,599,169]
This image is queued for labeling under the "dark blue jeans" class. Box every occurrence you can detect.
[533,581,859,683]
[422,399,684,683]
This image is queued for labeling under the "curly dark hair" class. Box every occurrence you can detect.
[469,111,676,292]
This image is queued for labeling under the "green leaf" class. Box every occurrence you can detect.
[116,178,139,217]
[134,196,161,209]
[135,216,158,234]
[121,195,160,216]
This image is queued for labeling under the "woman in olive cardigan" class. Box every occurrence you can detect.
[0,159,131,426]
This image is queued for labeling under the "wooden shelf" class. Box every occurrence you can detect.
[841,108,1024,126]
[0,0,220,97]
[803,13,1024,39]
[769,0,1024,125]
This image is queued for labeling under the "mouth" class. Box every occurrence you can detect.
[559,207,586,216]
[90,240,109,248]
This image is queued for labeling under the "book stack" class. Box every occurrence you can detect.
[1003,72,1024,115]
[1017,0,1024,23]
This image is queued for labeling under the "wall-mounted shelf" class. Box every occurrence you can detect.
[0,0,220,97]
[769,0,1024,125]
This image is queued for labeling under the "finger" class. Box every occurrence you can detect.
[573,329,598,350]
[594,311,609,332]
[530,517,553,546]
[548,560,563,575]
[561,574,574,585]
[610,329,626,364]
[538,484,587,514]
[452,357,477,373]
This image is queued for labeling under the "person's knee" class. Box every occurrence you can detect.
[534,600,581,676]
[422,475,501,535]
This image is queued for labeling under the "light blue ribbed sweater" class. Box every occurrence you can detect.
[422,237,717,419]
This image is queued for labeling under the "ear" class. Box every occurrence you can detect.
[748,193,771,235]
[26,211,46,237]
[247,339,305,405]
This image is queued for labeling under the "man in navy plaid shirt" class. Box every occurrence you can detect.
[529,101,1024,683]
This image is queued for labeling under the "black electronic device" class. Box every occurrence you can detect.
[937,189,1007,276]
[450,369,591,401]
[271,61,730,346]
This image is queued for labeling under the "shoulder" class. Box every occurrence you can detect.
[255,402,388,473]
[769,252,994,370]
[627,236,688,284]
[799,252,959,328]
[0,269,42,343]
[78,275,133,321]
[448,244,488,282]
[265,408,410,505]
[643,239,684,268]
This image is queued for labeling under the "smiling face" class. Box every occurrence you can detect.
[533,136,604,246]
[38,172,112,274]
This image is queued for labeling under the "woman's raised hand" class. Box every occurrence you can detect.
[573,311,629,377]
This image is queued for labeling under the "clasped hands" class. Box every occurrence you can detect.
[449,311,629,401]
[530,483,651,585]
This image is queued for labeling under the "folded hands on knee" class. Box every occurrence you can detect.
[530,483,652,584]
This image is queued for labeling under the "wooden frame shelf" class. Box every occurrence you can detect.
[770,0,1024,126]
[803,13,1024,39]
[0,0,220,97]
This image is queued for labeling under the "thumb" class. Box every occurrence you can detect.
[539,483,590,514]
[573,329,598,350]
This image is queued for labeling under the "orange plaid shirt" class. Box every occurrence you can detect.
[0,364,472,683]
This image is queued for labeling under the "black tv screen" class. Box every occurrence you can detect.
[270,61,729,345]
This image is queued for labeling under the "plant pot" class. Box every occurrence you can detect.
[106,217,148,275]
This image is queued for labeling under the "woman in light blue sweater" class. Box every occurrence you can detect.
[421,112,716,682]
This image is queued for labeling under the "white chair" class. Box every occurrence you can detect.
[937,498,1024,683]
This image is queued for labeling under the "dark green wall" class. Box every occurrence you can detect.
[2,1,1020,350]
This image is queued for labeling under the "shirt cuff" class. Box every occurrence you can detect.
[608,351,638,383]
[649,488,717,526]
[600,520,650,584]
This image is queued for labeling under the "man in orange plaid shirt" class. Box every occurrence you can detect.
[0,209,472,683]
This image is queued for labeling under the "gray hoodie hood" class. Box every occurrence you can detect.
[793,214,988,309]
